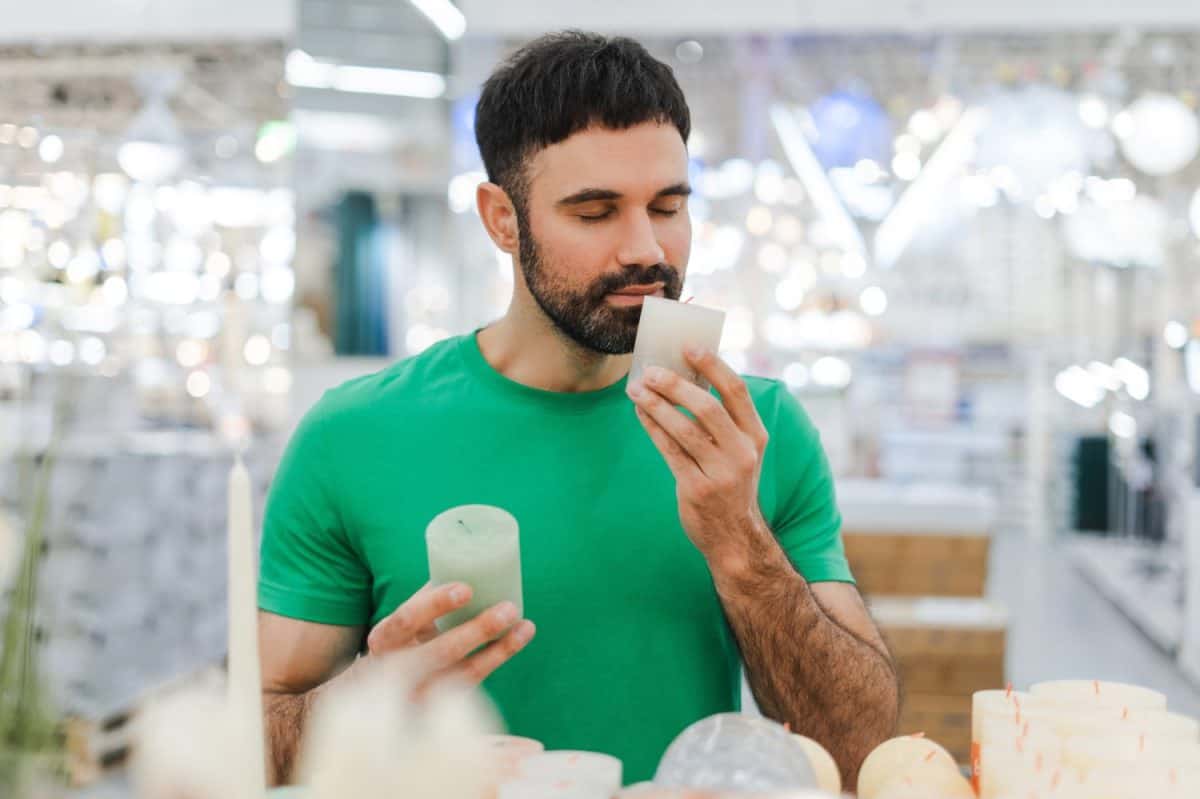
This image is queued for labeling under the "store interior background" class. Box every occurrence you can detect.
[3,0,1200,787]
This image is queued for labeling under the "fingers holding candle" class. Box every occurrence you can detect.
[367,582,473,655]
[684,347,769,446]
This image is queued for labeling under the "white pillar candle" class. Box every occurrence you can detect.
[1063,735,1200,769]
[227,455,267,799]
[426,505,522,633]
[1030,680,1167,711]
[629,296,726,390]
[518,752,623,796]
[1107,709,1200,742]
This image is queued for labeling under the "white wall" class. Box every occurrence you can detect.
[459,0,1200,35]
[0,0,295,43]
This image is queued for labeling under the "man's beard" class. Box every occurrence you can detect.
[519,227,683,355]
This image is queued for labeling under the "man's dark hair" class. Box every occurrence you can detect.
[474,30,691,214]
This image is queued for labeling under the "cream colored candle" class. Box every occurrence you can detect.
[791,735,841,794]
[1107,709,1200,742]
[498,778,611,799]
[629,296,726,390]
[855,735,959,799]
[873,759,975,799]
[973,689,1032,745]
[977,739,1065,799]
[227,455,266,799]
[518,752,623,796]
[1063,734,1200,769]
[426,505,522,632]
[1030,680,1167,711]
[482,735,546,778]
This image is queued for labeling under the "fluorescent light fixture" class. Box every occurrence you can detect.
[286,50,446,99]
[409,0,467,41]
[874,107,986,270]
[769,105,868,262]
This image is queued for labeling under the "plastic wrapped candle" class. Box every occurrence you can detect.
[855,735,959,799]
[791,735,841,795]
[1030,680,1167,711]
[518,752,623,796]
[426,505,522,632]
[629,296,726,390]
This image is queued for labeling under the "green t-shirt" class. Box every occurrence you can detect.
[259,332,852,783]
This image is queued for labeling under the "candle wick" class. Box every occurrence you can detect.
[683,296,695,304]
[457,519,473,535]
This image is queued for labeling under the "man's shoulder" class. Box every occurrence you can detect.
[304,335,468,431]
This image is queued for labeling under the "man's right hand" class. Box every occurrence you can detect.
[363,583,536,694]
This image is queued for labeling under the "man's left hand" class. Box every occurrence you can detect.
[627,348,770,562]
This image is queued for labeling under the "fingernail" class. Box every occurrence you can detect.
[515,621,535,644]
[449,585,469,603]
[627,381,645,399]
[644,366,666,385]
[496,602,519,624]
[685,346,705,359]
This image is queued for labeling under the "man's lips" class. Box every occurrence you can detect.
[607,285,665,306]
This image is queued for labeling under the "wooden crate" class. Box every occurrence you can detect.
[844,531,991,597]
[897,693,974,763]
[872,597,1008,764]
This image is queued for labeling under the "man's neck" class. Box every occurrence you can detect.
[476,309,631,394]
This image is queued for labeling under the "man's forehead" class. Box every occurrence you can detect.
[526,122,688,196]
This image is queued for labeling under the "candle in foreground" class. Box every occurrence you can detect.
[228,455,267,799]
[791,735,841,795]
[518,751,623,796]
[481,735,546,778]
[426,504,522,632]
[873,760,975,799]
[630,296,726,390]
[855,736,958,799]
[498,778,611,799]
[1030,679,1167,711]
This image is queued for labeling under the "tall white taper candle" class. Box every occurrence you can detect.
[228,454,267,799]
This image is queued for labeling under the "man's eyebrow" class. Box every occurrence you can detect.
[556,183,692,206]
[655,182,692,198]
[556,188,622,206]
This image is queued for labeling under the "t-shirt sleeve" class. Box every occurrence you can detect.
[766,385,855,584]
[258,400,373,626]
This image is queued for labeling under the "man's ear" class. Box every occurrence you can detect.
[477,182,520,255]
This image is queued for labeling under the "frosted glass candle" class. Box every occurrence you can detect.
[629,296,726,390]
[1030,680,1167,712]
[518,752,623,796]
[426,505,522,633]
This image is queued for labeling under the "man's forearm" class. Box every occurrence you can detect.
[263,689,317,786]
[709,519,899,790]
